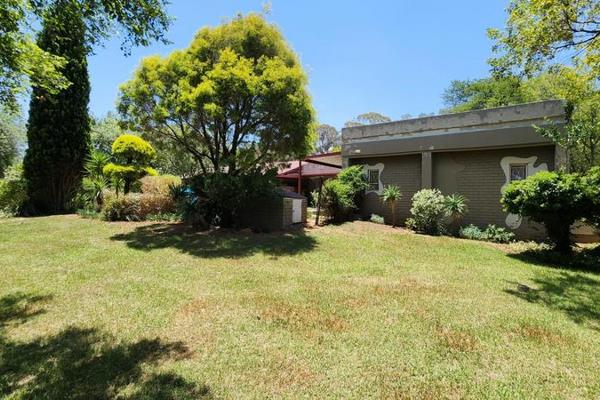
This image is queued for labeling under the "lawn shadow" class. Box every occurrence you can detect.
[504,271,600,331]
[507,245,600,274]
[110,223,317,259]
[0,293,212,399]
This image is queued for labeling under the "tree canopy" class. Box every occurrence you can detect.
[315,124,340,153]
[489,0,600,76]
[344,112,392,128]
[118,14,315,175]
[0,0,171,110]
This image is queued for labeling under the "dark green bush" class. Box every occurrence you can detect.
[502,171,588,253]
[337,165,369,205]
[583,167,600,230]
[177,169,277,228]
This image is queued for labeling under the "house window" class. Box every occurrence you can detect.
[367,169,380,191]
[510,164,527,182]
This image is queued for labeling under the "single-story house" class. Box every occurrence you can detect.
[277,152,342,199]
[341,100,568,240]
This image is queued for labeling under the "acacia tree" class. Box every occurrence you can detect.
[489,0,600,76]
[23,0,170,213]
[118,14,315,176]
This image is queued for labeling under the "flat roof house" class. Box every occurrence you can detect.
[341,100,568,239]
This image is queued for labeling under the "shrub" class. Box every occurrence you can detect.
[102,194,142,221]
[444,194,468,235]
[459,224,485,241]
[103,134,157,194]
[0,164,28,216]
[482,224,515,243]
[319,179,354,223]
[337,165,369,205]
[502,171,587,253]
[178,169,277,228]
[381,185,402,226]
[406,189,447,235]
[140,175,182,196]
[583,166,600,230]
[138,192,176,217]
[459,224,516,243]
[370,214,385,224]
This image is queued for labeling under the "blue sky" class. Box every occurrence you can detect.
[88,0,509,130]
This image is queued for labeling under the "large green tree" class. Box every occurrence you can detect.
[23,0,170,213]
[118,14,315,175]
[23,2,91,213]
[344,112,392,128]
[489,0,600,76]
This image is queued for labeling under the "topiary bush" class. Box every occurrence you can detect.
[406,189,447,235]
[103,134,157,194]
[501,171,588,253]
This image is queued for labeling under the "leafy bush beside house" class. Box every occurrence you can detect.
[459,224,515,243]
[406,189,448,235]
[314,165,368,223]
[501,171,588,253]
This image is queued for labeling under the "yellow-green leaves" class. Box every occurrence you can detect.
[118,13,315,174]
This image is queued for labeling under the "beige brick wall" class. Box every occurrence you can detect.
[433,146,555,239]
[350,145,556,239]
[351,154,421,224]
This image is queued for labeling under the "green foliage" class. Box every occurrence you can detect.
[406,189,447,235]
[337,165,369,205]
[319,179,355,223]
[444,193,468,235]
[502,171,588,253]
[442,76,525,113]
[344,112,391,128]
[583,166,600,229]
[179,169,278,228]
[0,163,27,216]
[90,113,122,154]
[0,115,19,178]
[0,0,68,111]
[381,185,402,227]
[102,134,156,194]
[370,214,385,224]
[315,124,340,153]
[119,14,315,176]
[102,194,142,221]
[459,224,515,243]
[23,2,90,214]
[488,0,600,76]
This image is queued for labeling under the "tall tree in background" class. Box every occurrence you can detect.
[23,0,170,213]
[23,2,90,213]
[90,112,122,154]
[315,124,340,153]
[119,14,315,176]
[345,112,391,128]
[489,0,600,76]
[441,75,526,113]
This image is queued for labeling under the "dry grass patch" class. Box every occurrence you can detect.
[435,325,479,353]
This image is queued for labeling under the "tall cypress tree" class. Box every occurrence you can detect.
[23,1,90,214]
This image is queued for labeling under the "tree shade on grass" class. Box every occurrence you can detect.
[0,216,599,398]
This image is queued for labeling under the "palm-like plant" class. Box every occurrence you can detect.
[444,193,468,235]
[85,151,111,178]
[381,185,402,227]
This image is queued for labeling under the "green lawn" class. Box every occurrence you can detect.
[0,216,599,399]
